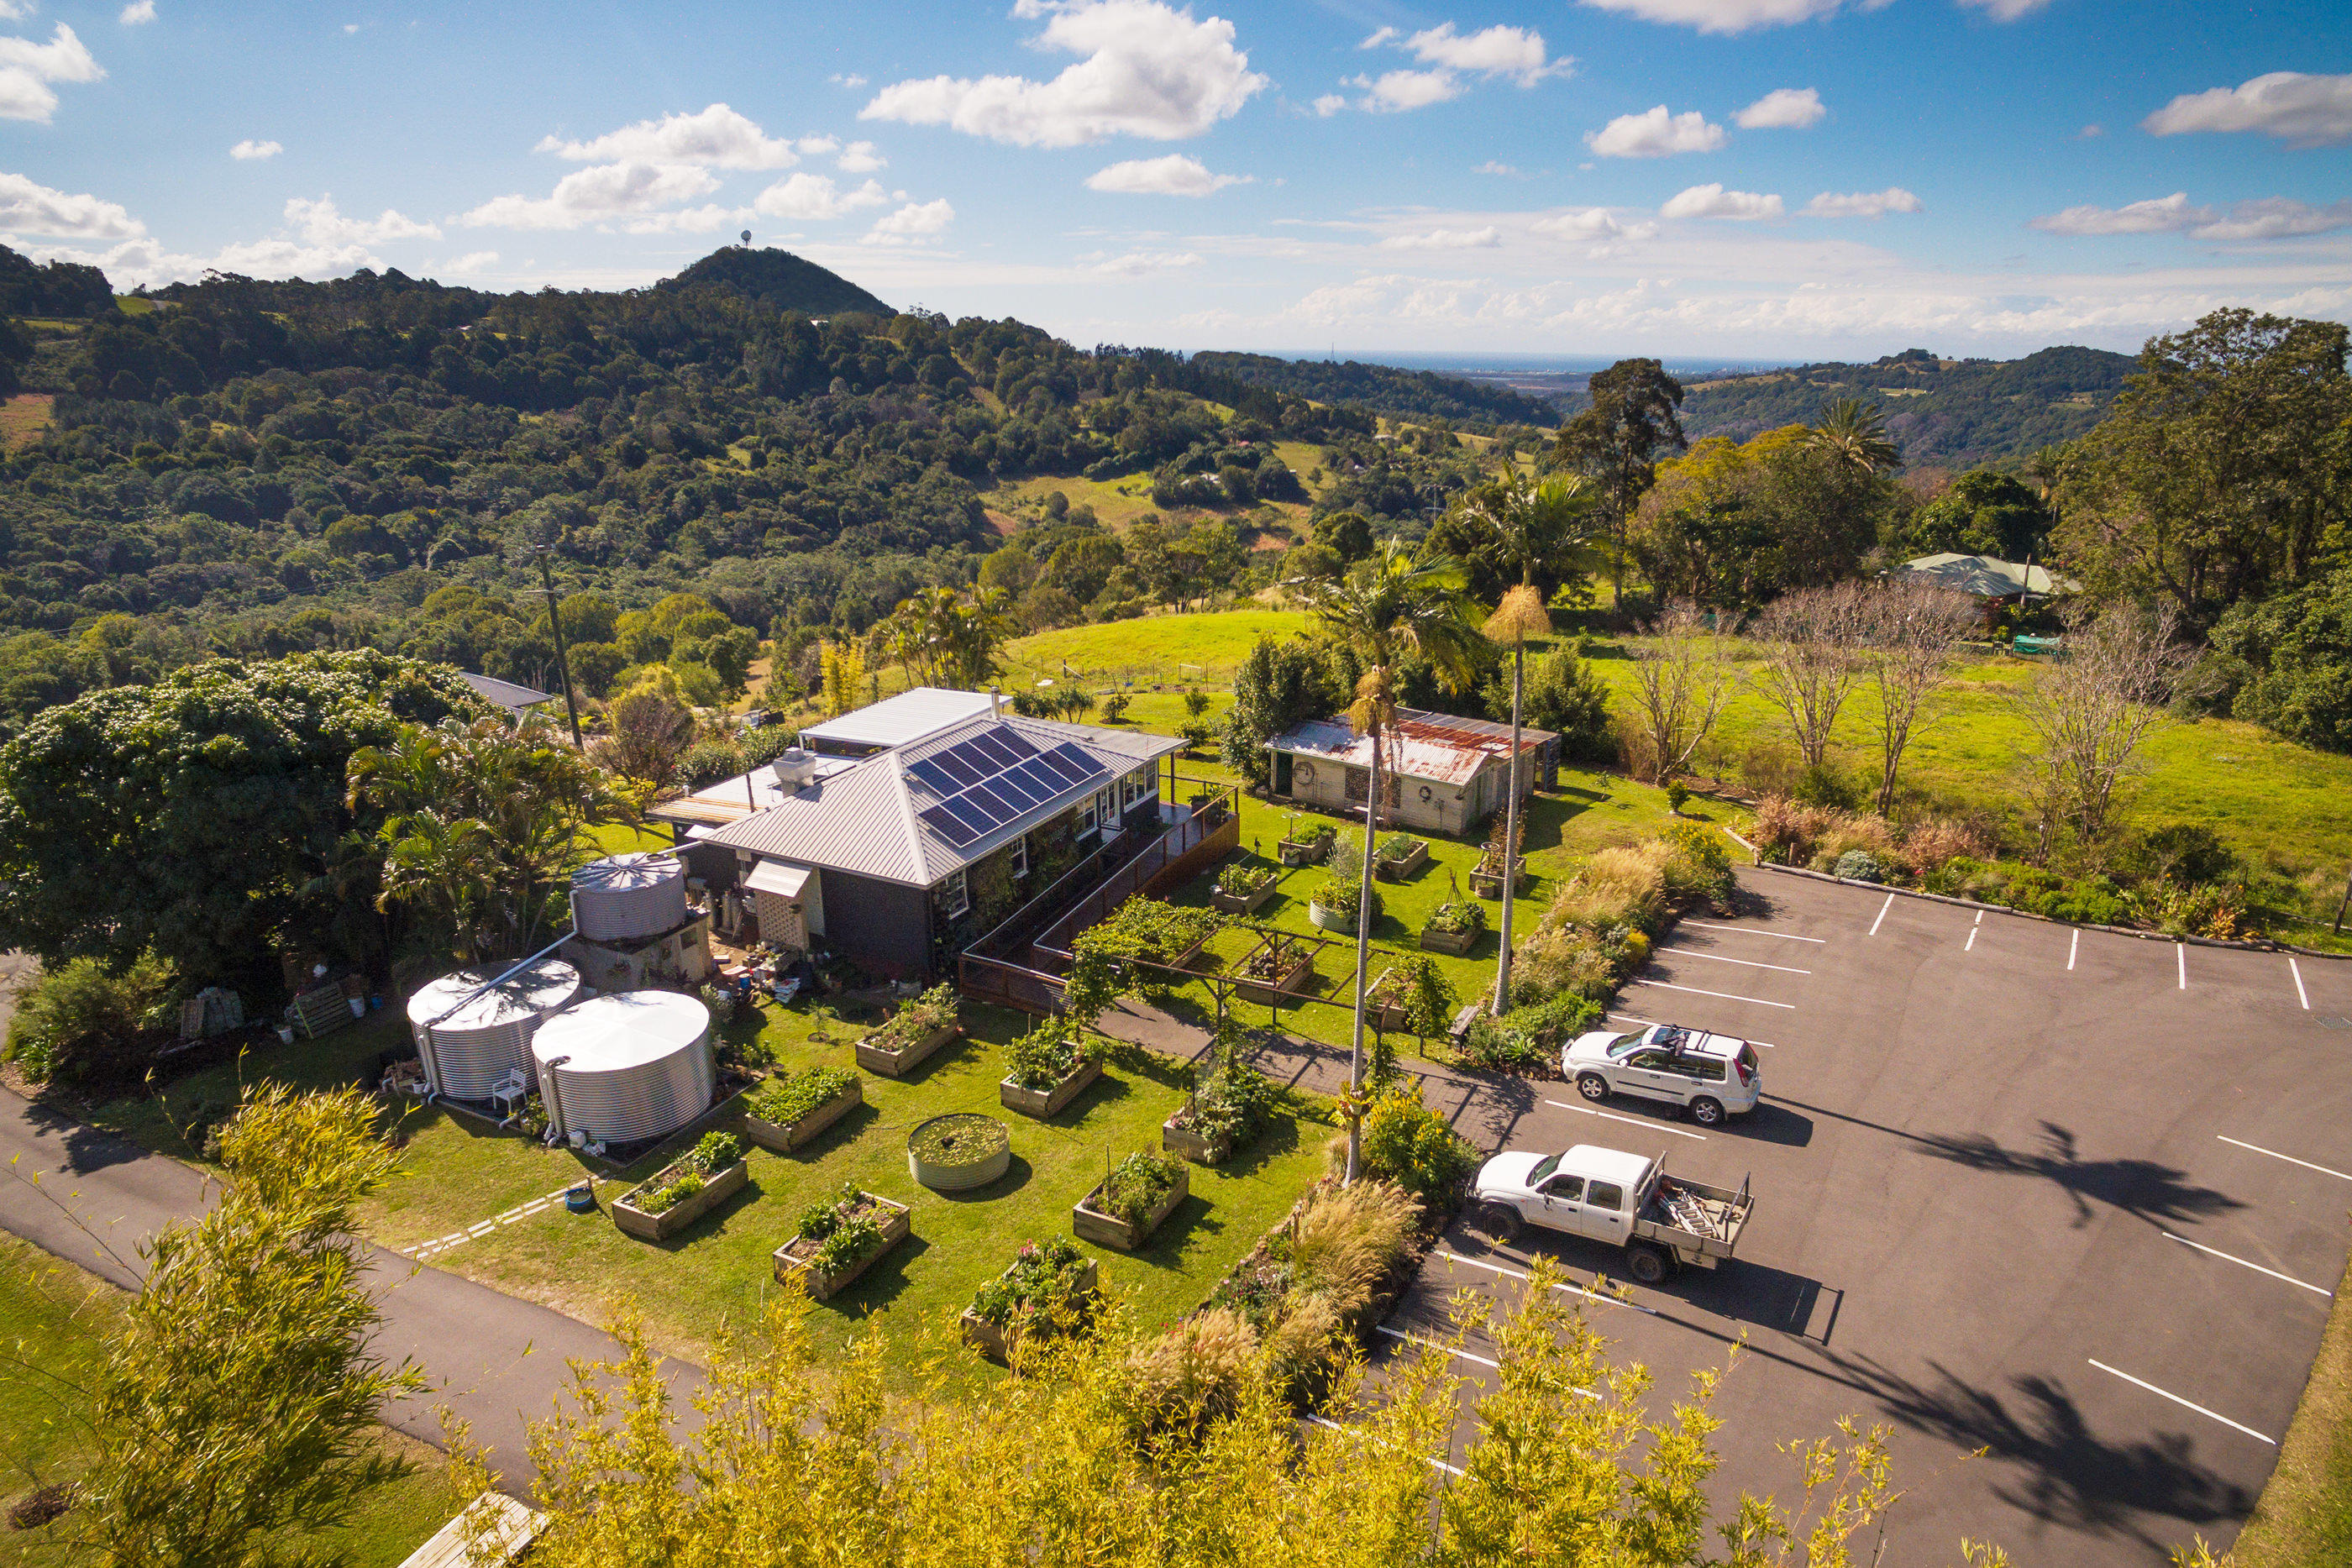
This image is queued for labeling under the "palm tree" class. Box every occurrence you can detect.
[1457,471,1597,1015]
[1298,540,1483,1182]
[1805,398,1899,476]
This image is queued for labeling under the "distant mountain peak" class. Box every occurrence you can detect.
[657,245,890,317]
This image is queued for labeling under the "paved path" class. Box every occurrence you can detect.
[0,1085,703,1489]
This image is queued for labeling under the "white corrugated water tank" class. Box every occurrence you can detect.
[407,959,582,1101]
[530,990,715,1145]
[570,852,689,943]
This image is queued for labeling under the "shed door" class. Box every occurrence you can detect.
[1273,752,1293,796]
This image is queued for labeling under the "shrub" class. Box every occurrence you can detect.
[1357,1090,1476,1198]
[1664,780,1690,814]
[740,726,799,766]
[678,739,748,787]
[1833,850,1885,884]
[1897,816,1994,876]
[1098,1150,1184,1230]
[6,952,177,1088]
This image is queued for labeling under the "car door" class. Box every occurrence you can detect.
[1619,1050,1680,1102]
[1530,1172,1585,1232]
[1575,1179,1630,1245]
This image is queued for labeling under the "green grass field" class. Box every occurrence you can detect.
[0,1233,449,1565]
[2230,1251,2352,1567]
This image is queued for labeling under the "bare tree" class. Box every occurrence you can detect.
[1627,605,1740,782]
[1859,582,1979,815]
[2013,601,2197,851]
[1750,584,1872,774]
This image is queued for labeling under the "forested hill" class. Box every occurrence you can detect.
[1186,351,1557,428]
[656,246,890,315]
[1678,345,2136,468]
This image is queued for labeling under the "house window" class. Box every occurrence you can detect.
[1011,836,1028,879]
[1077,797,1098,837]
[941,869,969,920]
[1099,785,1118,831]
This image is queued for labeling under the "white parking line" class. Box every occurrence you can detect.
[1434,1250,1662,1314]
[1604,1012,1777,1047]
[2068,930,2079,971]
[1546,1099,1709,1141]
[1868,894,1895,936]
[2177,943,2187,991]
[2162,1233,2334,1297]
[1628,978,1795,1009]
[2087,1360,2275,1445]
[2290,957,2310,1010]
[1681,920,1826,946]
[1304,1413,1465,1476]
[1662,948,1812,976]
[1966,910,1982,952]
[1375,1324,1504,1369]
[2218,1135,2352,1183]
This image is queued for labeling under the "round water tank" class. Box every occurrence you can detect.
[570,852,689,944]
[530,991,714,1146]
[407,959,581,1101]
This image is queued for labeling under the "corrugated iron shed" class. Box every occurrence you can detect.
[1264,706,1556,788]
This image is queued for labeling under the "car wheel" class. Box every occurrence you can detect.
[1576,1072,1610,1103]
[1476,1202,1522,1243]
[1626,1244,1671,1286]
[1688,1096,1725,1126]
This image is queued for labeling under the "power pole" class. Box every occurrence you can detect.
[534,547,584,749]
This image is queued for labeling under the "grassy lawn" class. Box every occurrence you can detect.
[2222,1249,2352,1566]
[1002,608,1310,691]
[0,1234,449,1566]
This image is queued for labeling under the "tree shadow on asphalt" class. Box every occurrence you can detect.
[1911,1120,2244,1230]
[1819,1350,2255,1557]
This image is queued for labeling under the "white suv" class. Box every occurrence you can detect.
[1562,1024,1761,1126]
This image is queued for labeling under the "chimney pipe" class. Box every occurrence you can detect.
[990,686,1002,718]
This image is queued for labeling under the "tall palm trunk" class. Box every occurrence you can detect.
[1345,708,1383,1185]
[1495,637,1525,1014]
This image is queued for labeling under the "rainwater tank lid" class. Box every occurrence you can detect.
[570,851,682,894]
[531,991,709,1072]
[407,960,580,1032]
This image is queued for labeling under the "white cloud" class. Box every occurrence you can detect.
[1358,26,1399,48]
[1474,160,1523,176]
[118,0,155,24]
[0,4,34,18]
[229,138,281,160]
[1084,153,1246,195]
[751,172,890,220]
[535,103,800,169]
[1380,225,1502,249]
[46,233,377,290]
[1956,0,2050,19]
[2030,191,2352,242]
[459,162,721,229]
[1735,87,1823,128]
[285,194,439,244]
[860,0,1264,147]
[0,170,142,238]
[444,250,498,275]
[830,72,867,88]
[1533,207,1658,242]
[1394,23,1566,87]
[1803,186,1920,218]
[1084,249,1202,276]
[1575,0,1851,35]
[1586,105,1725,157]
[1347,68,1460,113]
[1662,182,1783,219]
[862,197,954,245]
[1310,93,1347,117]
[837,139,886,172]
[2029,192,2208,236]
[2142,72,2352,148]
[622,203,748,235]
[0,24,104,123]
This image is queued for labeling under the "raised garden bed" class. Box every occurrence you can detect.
[1234,936,1315,1004]
[612,1131,750,1242]
[1278,828,1335,868]
[1420,900,1486,956]
[1365,968,1411,1033]
[959,1237,1100,1362]
[1468,867,1527,900]
[772,1189,912,1302]
[907,1112,1012,1190]
[1161,1114,1231,1166]
[1307,896,1357,933]
[1001,1057,1104,1120]
[1074,1152,1189,1251]
[855,983,962,1078]
[1209,865,1278,915]
[740,1067,864,1153]
[1373,836,1430,882]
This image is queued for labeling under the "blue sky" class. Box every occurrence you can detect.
[8,0,2349,359]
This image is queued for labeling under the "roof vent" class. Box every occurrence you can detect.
[771,747,818,790]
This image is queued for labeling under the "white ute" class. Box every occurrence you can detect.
[1471,1144,1754,1285]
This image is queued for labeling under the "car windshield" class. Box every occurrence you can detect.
[1528,1153,1561,1184]
[1605,1032,1647,1058]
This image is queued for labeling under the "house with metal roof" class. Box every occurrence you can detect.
[794,685,998,758]
[649,690,1184,979]
[1892,553,2076,601]
[459,671,556,716]
[1263,707,1557,838]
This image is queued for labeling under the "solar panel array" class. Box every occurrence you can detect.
[911,727,1109,849]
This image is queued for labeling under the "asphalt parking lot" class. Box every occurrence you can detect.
[1382,868,2352,1566]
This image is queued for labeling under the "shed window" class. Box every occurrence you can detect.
[941,869,969,920]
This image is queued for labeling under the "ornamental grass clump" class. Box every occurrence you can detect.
[1123,1306,1260,1439]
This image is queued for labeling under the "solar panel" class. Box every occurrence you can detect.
[918,804,980,848]
[931,749,984,788]
[908,726,1112,851]
[907,758,957,794]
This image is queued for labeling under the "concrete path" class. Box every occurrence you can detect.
[0,1084,703,1489]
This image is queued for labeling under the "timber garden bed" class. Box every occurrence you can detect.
[612,1131,751,1242]
[774,1188,912,1302]
[740,1067,863,1153]
[1074,1151,1190,1251]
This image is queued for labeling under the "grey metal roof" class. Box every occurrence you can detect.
[701,713,1184,887]
[1894,553,2074,597]
[459,671,555,712]
[796,686,997,751]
